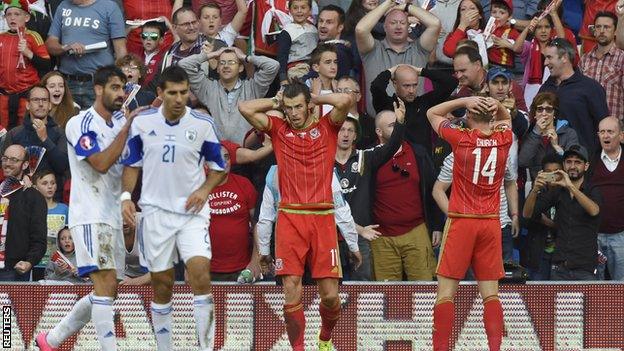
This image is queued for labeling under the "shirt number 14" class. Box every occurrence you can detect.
[472,147,497,185]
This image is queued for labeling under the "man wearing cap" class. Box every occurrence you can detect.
[0,0,51,129]
[523,144,602,281]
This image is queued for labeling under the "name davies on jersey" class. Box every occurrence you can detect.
[476,138,498,147]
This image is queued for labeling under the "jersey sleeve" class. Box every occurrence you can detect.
[201,123,225,172]
[28,31,50,59]
[265,115,285,138]
[66,116,101,161]
[321,113,342,136]
[437,120,464,148]
[121,121,143,167]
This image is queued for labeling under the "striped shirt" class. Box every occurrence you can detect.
[580,44,624,120]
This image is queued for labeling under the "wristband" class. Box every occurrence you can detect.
[120,191,132,202]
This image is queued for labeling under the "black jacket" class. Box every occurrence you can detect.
[4,187,47,269]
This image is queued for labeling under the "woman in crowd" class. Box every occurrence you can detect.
[518,92,579,179]
[442,0,486,59]
[41,71,79,130]
[343,0,383,40]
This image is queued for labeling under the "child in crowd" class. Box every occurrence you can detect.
[44,227,84,283]
[488,0,521,68]
[276,0,318,84]
[33,169,69,279]
[305,43,339,115]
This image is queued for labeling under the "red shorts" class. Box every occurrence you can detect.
[274,210,341,279]
[436,217,504,281]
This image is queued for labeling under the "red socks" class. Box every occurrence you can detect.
[483,295,504,351]
[319,300,341,341]
[432,299,454,351]
[284,303,305,349]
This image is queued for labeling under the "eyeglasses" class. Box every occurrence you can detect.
[1,156,25,164]
[536,106,555,114]
[29,97,49,104]
[141,32,160,40]
[335,88,360,94]
[218,59,239,66]
[392,161,410,177]
[121,65,140,71]
[176,20,198,29]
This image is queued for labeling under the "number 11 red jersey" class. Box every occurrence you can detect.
[438,121,513,217]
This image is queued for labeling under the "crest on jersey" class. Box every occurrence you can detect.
[351,162,359,173]
[185,129,197,142]
[275,258,283,271]
[340,178,350,189]
[78,134,95,151]
[309,128,320,140]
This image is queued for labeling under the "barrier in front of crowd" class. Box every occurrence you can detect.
[1,282,623,350]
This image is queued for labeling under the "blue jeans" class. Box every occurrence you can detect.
[501,224,514,262]
[339,236,372,281]
[0,268,31,281]
[596,231,624,280]
[529,252,552,280]
[550,264,596,281]
[67,79,95,109]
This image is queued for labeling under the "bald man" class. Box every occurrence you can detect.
[0,144,47,281]
[371,63,457,154]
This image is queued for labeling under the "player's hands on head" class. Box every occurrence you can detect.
[393,98,406,124]
[464,96,489,115]
[349,251,363,270]
[185,186,210,214]
[122,200,137,227]
[484,97,500,114]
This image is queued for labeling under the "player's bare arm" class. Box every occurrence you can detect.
[238,98,275,131]
[121,166,141,227]
[487,97,512,129]
[427,97,484,134]
[311,92,354,124]
[185,168,227,214]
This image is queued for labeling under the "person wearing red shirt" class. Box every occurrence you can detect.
[427,96,513,351]
[123,0,182,57]
[488,0,521,67]
[579,0,617,53]
[139,21,174,89]
[0,0,50,129]
[239,83,358,351]
[208,144,258,281]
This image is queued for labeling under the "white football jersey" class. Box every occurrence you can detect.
[122,106,225,219]
[66,107,126,229]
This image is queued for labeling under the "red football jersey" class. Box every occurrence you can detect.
[439,121,512,217]
[0,30,50,94]
[266,115,340,210]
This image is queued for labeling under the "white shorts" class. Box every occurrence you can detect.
[138,210,211,273]
[71,223,125,280]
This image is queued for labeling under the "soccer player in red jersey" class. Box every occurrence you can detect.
[426,96,513,351]
[239,82,360,351]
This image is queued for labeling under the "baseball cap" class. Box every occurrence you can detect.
[563,144,589,162]
[492,0,513,14]
[487,66,513,82]
[220,140,240,166]
[3,0,29,13]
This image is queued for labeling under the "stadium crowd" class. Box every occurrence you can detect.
[0,0,624,285]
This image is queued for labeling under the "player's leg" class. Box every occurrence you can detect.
[37,293,93,350]
[282,274,305,351]
[433,275,460,351]
[150,268,176,351]
[477,280,503,351]
[176,215,216,351]
[89,269,119,350]
[316,277,340,347]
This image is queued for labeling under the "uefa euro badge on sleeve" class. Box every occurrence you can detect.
[25,146,46,176]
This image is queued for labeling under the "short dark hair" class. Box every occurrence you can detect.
[594,11,618,27]
[454,46,483,66]
[158,66,189,90]
[32,168,55,184]
[530,91,559,120]
[141,21,165,37]
[309,43,337,66]
[289,0,312,9]
[541,152,563,169]
[28,83,49,99]
[282,81,311,103]
[93,66,126,87]
[199,3,221,17]
[320,4,345,24]
[491,1,511,14]
[545,38,575,63]
[172,6,196,24]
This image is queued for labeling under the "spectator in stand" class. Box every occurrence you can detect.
[305,44,338,93]
[617,0,624,49]
[578,0,618,54]
[41,71,79,130]
[519,92,578,179]
[334,103,405,280]
[539,38,609,153]
[442,0,486,62]
[580,11,624,121]
[343,0,383,41]
[452,46,527,111]
[523,144,601,281]
[0,0,51,129]
[178,44,279,144]
[1,85,69,196]
[591,117,624,280]
[317,5,354,78]
[276,0,318,84]
[0,144,47,281]
[335,77,376,149]
[356,0,441,116]
[371,104,442,281]
[115,54,156,111]
[139,20,176,88]
[44,227,84,283]
[523,153,562,280]
[371,64,457,154]
[198,0,247,48]
[46,0,127,109]
[192,0,239,25]
[122,0,182,57]
[32,169,68,279]
[429,0,461,66]
[208,145,259,282]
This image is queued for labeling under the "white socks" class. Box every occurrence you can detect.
[193,294,215,351]
[91,295,117,350]
[151,301,173,351]
[46,293,93,347]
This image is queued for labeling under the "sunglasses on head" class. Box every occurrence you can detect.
[141,32,160,40]
[392,161,410,177]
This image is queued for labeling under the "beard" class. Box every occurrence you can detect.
[567,169,585,181]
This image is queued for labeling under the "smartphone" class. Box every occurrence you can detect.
[543,172,558,182]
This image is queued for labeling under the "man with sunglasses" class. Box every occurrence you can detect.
[369,101,443,281]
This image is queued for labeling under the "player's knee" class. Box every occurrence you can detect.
[320,295,340,309]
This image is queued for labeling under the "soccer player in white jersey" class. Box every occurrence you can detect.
[120,66,226,351]
[36,66,139,351]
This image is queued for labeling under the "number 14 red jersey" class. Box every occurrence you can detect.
[439,121,513,217]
